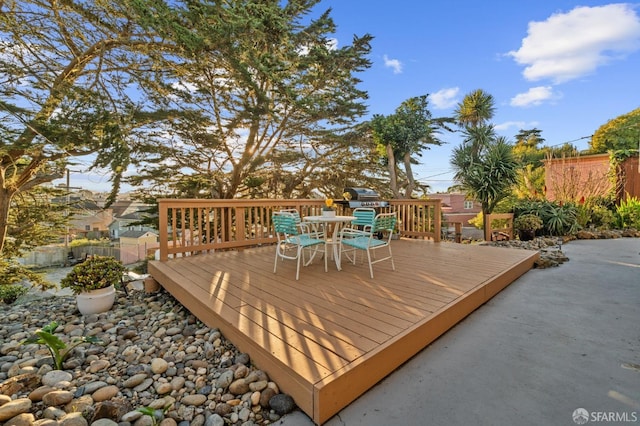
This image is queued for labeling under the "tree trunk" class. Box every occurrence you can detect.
[386,144,400,198]
[402,151,415,198]
[482,205,490,241]
[0,187,16,255]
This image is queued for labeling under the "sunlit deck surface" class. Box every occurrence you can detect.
[148,239,538,425]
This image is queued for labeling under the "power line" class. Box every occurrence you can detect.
[545,135,593,149]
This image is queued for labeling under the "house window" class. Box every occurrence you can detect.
[85,225,91,231]
[463,200,474,209]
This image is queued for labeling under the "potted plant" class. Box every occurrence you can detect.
[61,255,126,315]
[322,198,336,217]
[514,213,543,241]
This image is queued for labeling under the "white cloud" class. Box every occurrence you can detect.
[430,87,459,109]
[508,4,640,83]
[383,54,403,74]
[510,86,558,107]
[494,121,539,132]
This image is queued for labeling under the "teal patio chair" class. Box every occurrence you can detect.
[272,211,326,280]
[339,212,397,278]
[279,208,325,239]
[339,208,376,263]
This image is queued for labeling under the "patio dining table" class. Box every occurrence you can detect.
[303,215,356,271]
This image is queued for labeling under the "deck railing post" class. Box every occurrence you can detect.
[158,200,169,261]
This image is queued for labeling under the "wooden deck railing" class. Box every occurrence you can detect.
[156,198,441,260]
[485,213,514,241]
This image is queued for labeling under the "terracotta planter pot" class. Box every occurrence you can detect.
[76,285,116,315]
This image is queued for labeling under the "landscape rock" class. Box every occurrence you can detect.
[0,289,297,424]
[269,393,296,415]
[0,398,32,421]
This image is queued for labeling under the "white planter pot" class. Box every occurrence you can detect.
[76,285,116,315]
[322,210,336,218]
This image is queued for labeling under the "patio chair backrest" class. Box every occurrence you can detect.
[273,212,299,236]
[352,208,376,228]
[373,212,397,233]
[279,208,302,224]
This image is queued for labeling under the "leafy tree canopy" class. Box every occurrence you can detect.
[370,95,453,198]
[123,0,375,200]
[590,107,640,153]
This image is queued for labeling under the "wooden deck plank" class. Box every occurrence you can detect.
[149,239,538,425]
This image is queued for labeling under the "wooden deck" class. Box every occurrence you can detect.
[148,239,538,425]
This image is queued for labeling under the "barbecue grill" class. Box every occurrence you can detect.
[342,187,389,208]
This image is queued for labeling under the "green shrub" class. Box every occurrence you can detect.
[577,204,614,229]
[614,196,640,229]
[513,200,579,236]
[61,255,125,295]
[514,214,543,232]
[0,284,28,304]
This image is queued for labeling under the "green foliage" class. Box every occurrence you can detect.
[614,196,640,229]
[2,185,69,260]
[590,107,640,153]
[451,137,519,216]
[513,213,543,232]
[21,321,102,370]
[0,259,51,290]
[575,197,616,229]
[69,238,111,248]
[514,200,579,236]
[125,0,375,200]
[0,0,181,255]
[61,256,125,295]
[137,403,172,426]
[454,89,495,127]
[0,284,28,304]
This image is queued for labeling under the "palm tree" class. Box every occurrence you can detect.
[454,89,495,128]
[450,90,517,240]
[451,137,518,237]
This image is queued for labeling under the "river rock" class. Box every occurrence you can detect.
[0,398,32,421]
[4,412,35,426]
[58,411,88,426]
[42,371,72,387]
[269,393,296,415]
[42,390,74,406]
[91,385,119,402]
[151,358,169,374]
[123,373,148,388]
[181,394,207,406]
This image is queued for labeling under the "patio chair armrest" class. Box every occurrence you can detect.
[339,226,371,239]
[300,222,324,238]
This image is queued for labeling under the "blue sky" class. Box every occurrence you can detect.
[316,0,640,192]
[64,1,640,194]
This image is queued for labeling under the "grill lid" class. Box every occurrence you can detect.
[344,187,380,201]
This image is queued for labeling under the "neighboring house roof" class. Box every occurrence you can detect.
[111,200,152,217]
[119,230,158,239]
[117,211,147,221]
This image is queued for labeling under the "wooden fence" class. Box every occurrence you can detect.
[156,199,441,261]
